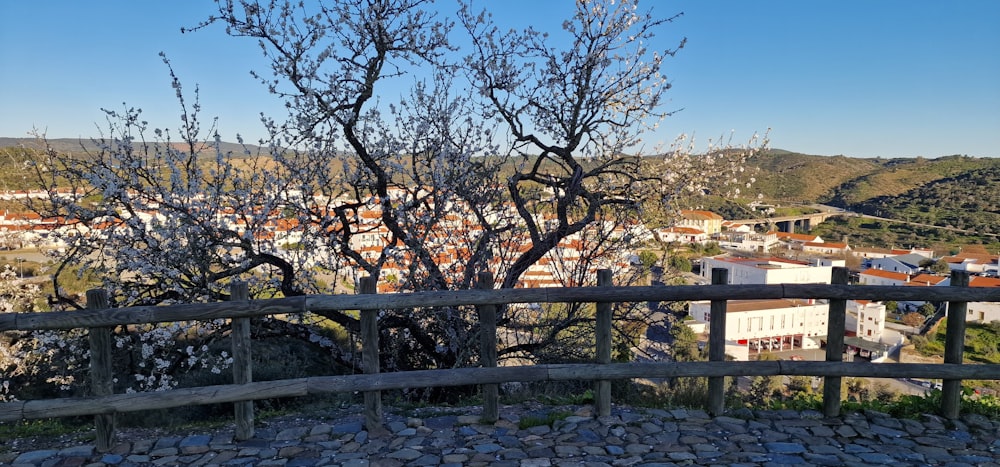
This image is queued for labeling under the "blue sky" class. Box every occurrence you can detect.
[1,1,997,158]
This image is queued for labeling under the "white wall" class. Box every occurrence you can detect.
[965,301,1000,323]
[700,257,832,285]
[689,300,829,344]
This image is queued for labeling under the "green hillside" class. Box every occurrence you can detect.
[821,155,998,207]
[852,163,1000,236]
[0,137,264,160]
[750,151,883,203]
[3,139,998,241]
[747,151,999,208]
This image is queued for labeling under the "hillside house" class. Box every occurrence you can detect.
[699,256,832,285]
[773,232,822,250]
[678,210,724,235]
[714,230,779,253]
[812,258,847,268]
[940,275,1000,323]
[722,221,753,233]
[858,268,909,287]
[655,226,708,245]
[941,251,1000,276]
[802,241,850,256]
[867,253,927,274]
[852,247,895,260]
[908,273,948,287]
[852,246,935,261]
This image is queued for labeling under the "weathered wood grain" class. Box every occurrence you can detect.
[86,289,114,452]
[594,269,613,418]
[943,271,970,419]
[359,277,383,433]
[477,272,499,424]
[3,361,998,422]
[707,269,729,416]
[230,282,254,440]
[5,285,999,332]
[824,268,849,417]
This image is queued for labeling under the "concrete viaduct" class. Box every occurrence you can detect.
[731,211,847,233]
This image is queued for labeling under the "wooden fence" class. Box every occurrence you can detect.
[2,267,1000,452]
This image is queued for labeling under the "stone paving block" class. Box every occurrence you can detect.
[764,442,806,454]
[856,452,896,464]
[5,405,1000,467]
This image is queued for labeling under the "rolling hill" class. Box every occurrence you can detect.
[2,139,998,239]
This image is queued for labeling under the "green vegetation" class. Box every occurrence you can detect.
[851,164,1000,236]
[517,410,573,429]
[751,151,884,203]
[915,320,1000,365]
[0,418,92,447]
[809,215,1000,252]
[768,386,1000,420]
[745,151,1000,250]
[822,155,998,208]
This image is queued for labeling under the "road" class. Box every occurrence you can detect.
[809,203,999,238]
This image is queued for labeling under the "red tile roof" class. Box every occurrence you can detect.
[860,269,909,281]
[680,210,723,220]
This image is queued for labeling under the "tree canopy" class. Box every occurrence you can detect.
[25,0,764,375]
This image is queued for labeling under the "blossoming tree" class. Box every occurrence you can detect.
[23,0,765,391]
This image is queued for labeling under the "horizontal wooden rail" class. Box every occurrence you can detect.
[4,284,999,331]
[2,361,995,422]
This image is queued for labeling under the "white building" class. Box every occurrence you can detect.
[699,256,832,285]
[858,268,909,286]
[802,241,850,256]
[940,275,1000,324]
[848,300,887,343]
[867,253,926,275]
[812,258,846,268]
[688,298,829,361]
[941,251,999,275]
[715,230,779,253]
[655,226,708,245]
[678,210,724,235]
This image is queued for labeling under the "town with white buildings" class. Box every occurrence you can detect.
[2,190,999,363]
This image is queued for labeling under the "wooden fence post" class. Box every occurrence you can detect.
[230,282,253,440]
[359,276,383,432]
[594,269,613,417]
[477,272,499,423]
[942,270,970,419]
[86,289,114,452]
[823,267,849,417]
[707,268,729,416]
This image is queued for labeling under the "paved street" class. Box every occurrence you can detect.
[4,402,999,466]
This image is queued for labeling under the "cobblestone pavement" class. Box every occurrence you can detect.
[3,403,999,466]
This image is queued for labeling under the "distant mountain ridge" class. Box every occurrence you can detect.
[2,139,998,234]
[751,150,1000,238]
[0,137,262,157]
[750,150,999,206]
